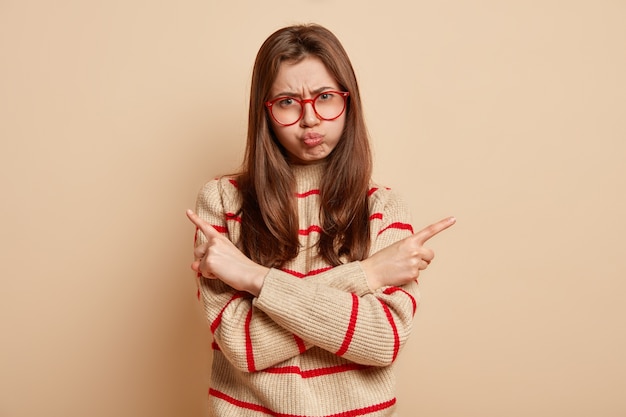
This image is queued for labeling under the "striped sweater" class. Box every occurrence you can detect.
[194,162,419,417]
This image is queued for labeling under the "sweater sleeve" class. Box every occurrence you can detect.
[254,188,420,367]
[197,261,375,371]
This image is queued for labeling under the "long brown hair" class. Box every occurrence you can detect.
[237,24,373,268]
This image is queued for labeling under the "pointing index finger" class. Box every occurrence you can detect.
[186,209,221,239]
[413,217,456,245]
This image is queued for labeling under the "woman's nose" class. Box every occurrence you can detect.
[300,102,320,127]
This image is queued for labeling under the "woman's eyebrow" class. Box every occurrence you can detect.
[272,86,337,98]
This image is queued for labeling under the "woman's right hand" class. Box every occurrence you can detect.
[360,217,456,290]
[187,209,270,296]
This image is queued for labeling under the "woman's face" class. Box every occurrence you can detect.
[267,56,346,165]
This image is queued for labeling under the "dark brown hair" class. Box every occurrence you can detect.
[237,24,373,268]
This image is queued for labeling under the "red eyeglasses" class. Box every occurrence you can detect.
[265,90,349,126]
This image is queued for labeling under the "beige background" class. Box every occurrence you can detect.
[1,1,625,416]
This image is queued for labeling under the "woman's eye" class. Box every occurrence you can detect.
[278,98,296,107]
[319,93,333,101]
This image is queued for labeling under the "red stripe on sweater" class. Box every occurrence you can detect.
[299,225,323,235]
[264,363,370,378]
[281,266,334,279]
[383,286,417,315]
[209,388,273,415]
[305,266,333,276]
[209,388,396,417]
[245,310,256,372]
[367,187,378,196]
[369,212,383,221]
[377,222,414,236]
[281,268,305,278]
[378,300,400,362]
[293,335,307,354]
[228,178,239,188]
[225,212,241,222]
[212,225,228,234]
[193,226,203,279]
[336,294,359,357]
[210,293,245,333]
[295,189,320,198]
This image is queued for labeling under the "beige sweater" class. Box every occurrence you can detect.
[195,163,419,417]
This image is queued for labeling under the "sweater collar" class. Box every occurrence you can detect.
[290,161,327,191]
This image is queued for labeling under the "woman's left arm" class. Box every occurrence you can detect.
[253,267,419,367]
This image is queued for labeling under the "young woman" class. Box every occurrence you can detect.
[186,23,455,417]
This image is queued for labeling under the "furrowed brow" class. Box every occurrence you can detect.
[272,86,337,99]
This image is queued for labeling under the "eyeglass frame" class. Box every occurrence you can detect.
[264,90,350,127]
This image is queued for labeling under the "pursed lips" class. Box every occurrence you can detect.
[302,132,323,147]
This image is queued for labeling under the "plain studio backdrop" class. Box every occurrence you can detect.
[1,1,624,416]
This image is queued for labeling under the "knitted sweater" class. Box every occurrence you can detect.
[194,162,419,417]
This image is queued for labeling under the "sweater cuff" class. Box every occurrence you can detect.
[254,269,306,318]
[256,262,372,310]
[312,261,372,296]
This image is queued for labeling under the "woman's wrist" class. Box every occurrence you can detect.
[360,258,383,291]
[246,265,270,297]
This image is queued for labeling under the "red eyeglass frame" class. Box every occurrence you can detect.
[264,90,350,126]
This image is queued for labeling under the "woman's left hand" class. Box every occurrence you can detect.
[360,216,456,290]
[186,209,269,296]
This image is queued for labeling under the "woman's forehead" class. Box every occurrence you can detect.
[271,56,338,96]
